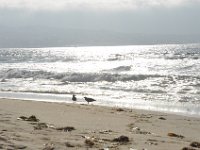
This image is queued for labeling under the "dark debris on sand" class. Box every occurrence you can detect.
[113,135,129,143]
[182,147,196,150]
[18,115,39,122]
[181,141,200,150]
[167,133,184,139]
[158,117,166,120]
[116,108,124,112]
[190,141,200,148]
[56,126,75,132]
[33,123,48,130]
[85,139,95,147]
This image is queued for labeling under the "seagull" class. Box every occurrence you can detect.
[84,97,96,104]
[72,94,77,102]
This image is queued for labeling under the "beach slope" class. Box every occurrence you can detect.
[0,98,200,150]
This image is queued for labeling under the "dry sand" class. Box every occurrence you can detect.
[0,98,200,150]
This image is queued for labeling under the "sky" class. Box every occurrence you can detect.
[0,0,200,47]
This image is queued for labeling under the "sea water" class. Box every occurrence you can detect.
[0,44,200,116]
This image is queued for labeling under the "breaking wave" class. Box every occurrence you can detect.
[0,69,162,82]
[1,68,200,84]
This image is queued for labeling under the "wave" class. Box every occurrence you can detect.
[0,69,162,82]
[0,89,86,95]
[103,65,132,72]
[1,69,200,83]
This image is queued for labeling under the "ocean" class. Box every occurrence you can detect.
[0,44,200,116]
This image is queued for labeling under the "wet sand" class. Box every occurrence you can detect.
[0,98,200,150]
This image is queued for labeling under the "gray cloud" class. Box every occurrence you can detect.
[0,0,200,47]
[0,0,200,11]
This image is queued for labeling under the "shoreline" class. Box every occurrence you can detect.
[1,91,200,119]
[0,98,200,149]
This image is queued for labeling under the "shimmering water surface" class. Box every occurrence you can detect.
[0,44,200,116]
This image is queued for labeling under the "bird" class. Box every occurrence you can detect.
[72,94,77,102]
[84,97,96,104]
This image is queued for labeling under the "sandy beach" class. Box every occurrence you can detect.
[0,98,200,150]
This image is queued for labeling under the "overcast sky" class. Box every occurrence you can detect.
[0,0,200,47]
